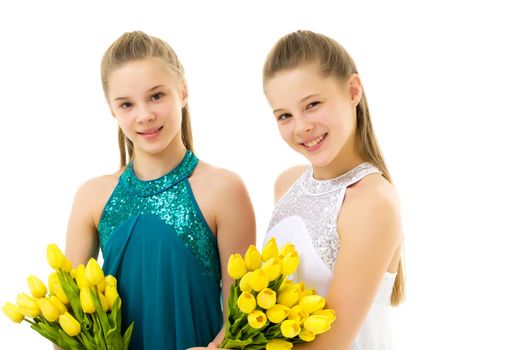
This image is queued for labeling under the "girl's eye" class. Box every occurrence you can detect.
[120,102,132,109]
[151,92,164,101]
[278,113,292,121]
[306,101,320,110]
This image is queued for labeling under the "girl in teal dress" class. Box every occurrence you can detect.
[63,31,255,350]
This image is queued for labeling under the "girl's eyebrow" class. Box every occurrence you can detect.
[273,93,321,113]
[113,85,166,102]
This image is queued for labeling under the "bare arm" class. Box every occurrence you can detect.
[209,171,257,346]
[64,179,102,266]
[294,181,402,349]
[52,180,102,349]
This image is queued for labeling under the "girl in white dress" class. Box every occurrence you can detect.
[262,30,405,350]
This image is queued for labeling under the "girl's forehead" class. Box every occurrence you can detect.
[265,67,338,102]
[108,59,177,97]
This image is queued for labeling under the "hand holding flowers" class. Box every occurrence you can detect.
[219,238,336,350]
[2,243,133,349]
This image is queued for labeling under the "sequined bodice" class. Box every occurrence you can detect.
[267,163,381,271]
[98,150,220,281]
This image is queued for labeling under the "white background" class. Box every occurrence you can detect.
[1,1,524,349]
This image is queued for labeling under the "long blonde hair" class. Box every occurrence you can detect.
[100,31,194,167]
[263,30,405,305]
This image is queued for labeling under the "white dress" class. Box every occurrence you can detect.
[264,163,396,350]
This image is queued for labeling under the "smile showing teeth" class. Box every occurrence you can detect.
[303,134,326,148]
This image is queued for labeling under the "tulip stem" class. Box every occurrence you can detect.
[23,318,37,326]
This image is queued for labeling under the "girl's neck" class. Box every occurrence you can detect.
[132,139,187,180]
[312,139,365,180]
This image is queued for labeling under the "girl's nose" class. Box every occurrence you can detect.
[295,115,314,136]
[136,105,156,123]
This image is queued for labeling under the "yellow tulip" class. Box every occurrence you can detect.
[266,339,293,350]
[97,279,106,293]
[261,257,282,281]
[278,279,292,291]
[304,315,332,335]
[257,288,276,309]
[47,243,66,270]
[27,275,47,298]
[244,245,262,270]
[98,290,109,312]
[59,312,81,337]
[105,275,117,288]
[277,285,300,308]
[49,295,67,314]
[2,302,24,323]
[294,282,305,294]
[299,329,316,342]
[85,258,104,286]
[237,291,256,314]
[313,309,336,323]
[266,304,289,323]
[105,285,120,310]
[48,272,69,304]
[73,264,89,289]
[61,257,72,272]
[248,269,269,292]
[80,287,95,314]
[301,288,315,298]
[16,293,40,318]
[37,298,59,322]
[247,309,267,329]
[239,271,253,292]
[280,319,301,338]
[281,251,299,276]
[70,265,79,278]
[262,237,278,262]
[299,295,326,313]
[278,242,296,257]
[287,305,308,324]
[227,254,247,280]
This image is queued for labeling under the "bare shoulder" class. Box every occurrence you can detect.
[191,160,248,197]
[340,174,401,241]
[72,170,122,220]
[274,165,308,203]
[76,171,120,202]
[347,173,400,208]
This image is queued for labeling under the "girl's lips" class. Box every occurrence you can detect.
[302,133,327,152]
[138,126,163,139]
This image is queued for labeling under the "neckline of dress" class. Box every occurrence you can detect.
[300,162,381,195]
[122,150,198,196]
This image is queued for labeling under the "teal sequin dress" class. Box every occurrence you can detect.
[98,150,222,350]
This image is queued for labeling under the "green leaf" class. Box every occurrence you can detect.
[221,337,254,349]
[92,312,108,350]
[57,272,81,313]
[30,322,59,344]
[90,288,110,338]
[230,313,247,337]
[79,332,96,350]
[56,328,83,350]
[123,322,134,350]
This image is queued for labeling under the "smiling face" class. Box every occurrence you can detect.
[107,57,187,160]
[264,64,364,178]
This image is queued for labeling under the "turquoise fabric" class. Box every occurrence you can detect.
[98,151,222,349]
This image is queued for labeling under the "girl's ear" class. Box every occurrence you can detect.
[348,73,363,106]
[180,80,189,107]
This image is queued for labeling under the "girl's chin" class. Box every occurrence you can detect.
[304,154,332,168]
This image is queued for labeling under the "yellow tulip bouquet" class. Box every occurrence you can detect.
[2,243,133,350]
[220,238,336,350]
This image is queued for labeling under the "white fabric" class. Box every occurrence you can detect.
[264,164,396,350]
